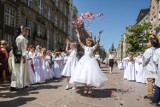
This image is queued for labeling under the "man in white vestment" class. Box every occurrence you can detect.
[10,26,31,91]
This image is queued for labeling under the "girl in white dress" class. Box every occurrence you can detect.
[26,45,36,84]
[70,30,107,94]
[46,50,54,79]
[126,52,136,81]
[61,39,78,90]
[122,57,129,79]
[53,52,62,78]
[42,48,48,80]
[135,52,143,83]
[33,46,45,83]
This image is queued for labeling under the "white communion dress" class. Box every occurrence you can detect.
[70,46,107,87]
[61,49,78,77]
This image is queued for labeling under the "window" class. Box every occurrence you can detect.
[47,30,49,49]
[4,5,16,27]
[26,27,31,37]
[4,34,13,46]
[27,0,33,8]
[55,15,57,26]
[60,19,62,29]
[26,18,30,27]
[39,0,43,15]
[64,7,67,16]
[48,8,51,20]
[37,25,43,37]
[56,0,58,7]
[64,22,66,32]
[51,9,54,23]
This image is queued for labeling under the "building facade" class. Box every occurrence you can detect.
[1,0,70,51]
[68,0,78,41]
[20,0,69,50]
[136,8,150,25]
[1,0,18,46]
[150,0,160,34]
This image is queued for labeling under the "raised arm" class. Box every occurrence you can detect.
[65,39,70,52]
[76,29,84,48]
[94,30,103,49]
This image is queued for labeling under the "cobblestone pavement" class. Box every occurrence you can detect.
[0,66,156,107]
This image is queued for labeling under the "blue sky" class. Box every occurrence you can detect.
[74,0,150,52]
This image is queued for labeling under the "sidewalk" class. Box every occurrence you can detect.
[0,67,155,107]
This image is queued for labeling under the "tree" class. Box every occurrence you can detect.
[126,22,152,53]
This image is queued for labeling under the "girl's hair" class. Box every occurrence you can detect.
[86,38,94,46]
[129,52,134,61]
[29,45,33,49]
[54,49,58,53]
[149,33,157,38]
[42,48,47,54]
[70,42,76,47]
[1,40,7,45]
[55,52,59,58]
[148,37,159,48]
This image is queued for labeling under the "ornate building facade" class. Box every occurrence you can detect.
[1,0,70,51]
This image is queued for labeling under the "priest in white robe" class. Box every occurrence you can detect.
[10,26,32,91]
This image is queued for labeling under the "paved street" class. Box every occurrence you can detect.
[0,66,155,107]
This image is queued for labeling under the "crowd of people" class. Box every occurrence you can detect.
[117,33,160,106]
[0,26,107,95]
[1,25,159,106]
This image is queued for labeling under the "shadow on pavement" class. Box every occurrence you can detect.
[0,79,63,99]
[0,97,37,107]
[76,86,117,98]
[28,84,62,91]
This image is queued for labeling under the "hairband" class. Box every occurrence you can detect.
[20,26,23,32]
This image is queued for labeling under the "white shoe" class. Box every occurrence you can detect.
[72,87,76,90]
[88,90,92,94]
[84,90,87,94]
[65,85,69,90]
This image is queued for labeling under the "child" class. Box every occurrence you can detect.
[135,52,143,83]
[143,37,159,99]
[152,47,160,106]
[126,52,136,81]
[26,45,36,84]
[122,57,129,79]
[61,39,78,90]
[53,52,62,79]
[70,30,107,94]
[34,46,44,83]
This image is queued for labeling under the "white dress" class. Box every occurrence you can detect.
[122,57,129,79]
[11,35,31,88]
[53,57,62,78]
[70,46,107,87]
[61,49,78,77]
[33,54,45,83]
[26,51,36,84]
[135,55,143,83]
[118,61,123,70]
[45,55,54,79]
[126,59,136,81]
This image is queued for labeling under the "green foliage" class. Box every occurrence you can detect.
[126,22,151,53]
